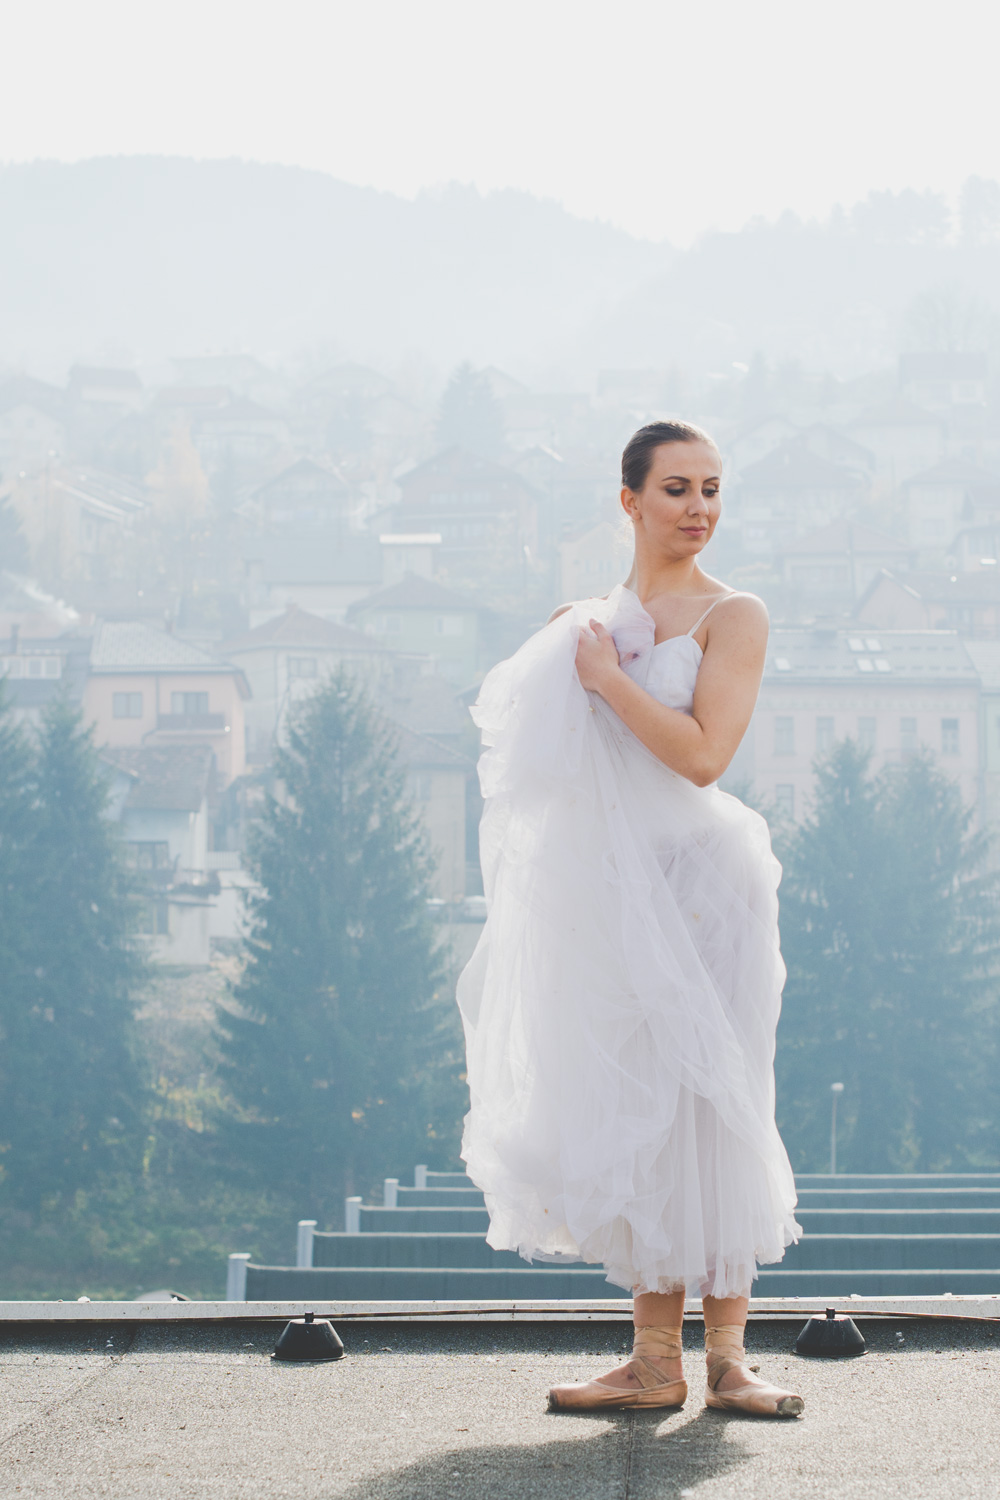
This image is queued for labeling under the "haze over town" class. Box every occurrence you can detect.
[2,0,999,1302]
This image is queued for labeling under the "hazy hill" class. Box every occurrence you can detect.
[3,158,1000,385]
[0,157,670,379]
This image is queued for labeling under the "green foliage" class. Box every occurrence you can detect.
[218,672,464,1223]
[776,740,1000,1172]
[0,692,147,1208]
[436,363,505,457]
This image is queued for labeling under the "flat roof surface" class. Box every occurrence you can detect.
[2,1316,998,1499]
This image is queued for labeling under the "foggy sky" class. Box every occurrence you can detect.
[4,0,998,244]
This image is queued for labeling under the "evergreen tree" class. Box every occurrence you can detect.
[0,696,147,1207]
[219,673,462,1221]
[776,741,1000,1172]
[436,363,505,457]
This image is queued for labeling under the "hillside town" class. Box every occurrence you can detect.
[3,348,1000,963]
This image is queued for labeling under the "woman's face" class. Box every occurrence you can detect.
[622,440,722,556]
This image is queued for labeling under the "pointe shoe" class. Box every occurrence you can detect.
[548,1324,688,1411]
[704,1342,804,1418]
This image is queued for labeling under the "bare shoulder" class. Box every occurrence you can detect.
[711,591,769,639]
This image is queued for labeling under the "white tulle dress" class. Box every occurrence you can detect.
[456,584,801,1298]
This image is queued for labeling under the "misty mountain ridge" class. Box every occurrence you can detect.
[3,157,1000,385]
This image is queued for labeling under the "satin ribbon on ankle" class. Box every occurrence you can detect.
[703,1322,748,1391]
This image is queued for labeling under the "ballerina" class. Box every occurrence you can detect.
[456,419,804,1417]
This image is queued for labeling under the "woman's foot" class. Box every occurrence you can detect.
[589,1352,684,1390]
[706,1354,803,1417]
[548,1326,687,1411]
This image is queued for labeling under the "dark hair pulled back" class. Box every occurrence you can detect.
[621,420,718,492]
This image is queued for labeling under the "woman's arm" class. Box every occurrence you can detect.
[575,596,769,787]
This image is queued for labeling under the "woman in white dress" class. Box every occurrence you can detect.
[457,420,804,1417]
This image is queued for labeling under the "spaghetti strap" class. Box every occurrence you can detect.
[685,593,736,637]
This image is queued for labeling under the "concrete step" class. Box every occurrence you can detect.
[782,1235,1000,1271]
[357,1206,491,1233]
[316,1227,1000,1271]
[313,1233,534,1270]
[244,1263,1000,1300]
[395,1187,486,1208]
[796,1174,1000,1188]
[421,1171,475,1190]
[795,1189,1000,1210]
[796,1210,1000,1235]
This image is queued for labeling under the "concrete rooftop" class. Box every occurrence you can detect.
[2,1314,998,1499]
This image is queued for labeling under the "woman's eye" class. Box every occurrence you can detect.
[666,488,686,496]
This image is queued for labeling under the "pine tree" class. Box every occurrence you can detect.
[0,696,147,1207]
[436,363,505,457]
[776,741,1000,1172]
[218,673,461,1221]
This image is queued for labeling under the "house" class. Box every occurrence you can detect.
[170,355,289,410]
[393,447,537,568]
[223,605,390,763]
[963,641,1000,845]
[347,574,482,685]
[0,625,90,725]
[102,744,217,965]
[722,415,800,475]
[67,367,144,459]
[241,534,383,625]
[848,400,946,487]
[791,423,876,475]
[900,459,1000,555]
[855,569,1000,639]
[777,519,917,613]
[559,521,631,604]
[379,533,441,584]
[394,725,475,902]
[898,352,988,413]
[192,399,291,485]
[734,444,867,555]
[242,458,354,530]
[0,375,67,475]
[83,621,249,785]
[737,627,980,820]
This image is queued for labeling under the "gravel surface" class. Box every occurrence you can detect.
[0,1318,997,1498]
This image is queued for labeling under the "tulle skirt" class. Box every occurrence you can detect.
[456,589,801,1297]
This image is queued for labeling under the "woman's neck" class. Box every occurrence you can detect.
[624,552,705,603]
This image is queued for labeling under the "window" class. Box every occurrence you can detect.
[126,841,171,871]
[941,718,960,756]
[376,614,402,634]
[874,658,892,673]
[113,692,143,718]
[136,898,170,935]
[858,717,876,751]
[900,717,918,755]
[411,773,433,802]
[774,717,795,755]
[774,657,792,672]
[288,657,317,678]
[774,784,795,820]
[856,658,874,672]
[865,637,882,652]
[816,717,835,753]
[171,691,209,715]
[435,615,464,637]
[848,638,865,652]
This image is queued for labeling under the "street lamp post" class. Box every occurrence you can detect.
[830,1082,845,1175]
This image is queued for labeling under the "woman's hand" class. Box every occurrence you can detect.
[575,619,621,693]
